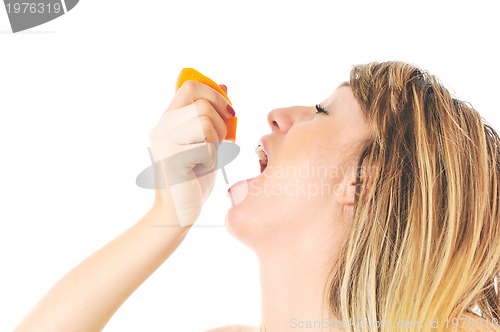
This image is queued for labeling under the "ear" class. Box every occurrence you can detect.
[334,165,366,216]
[336,179,358,206]
[334,166,360,206]
[333,177,357,217]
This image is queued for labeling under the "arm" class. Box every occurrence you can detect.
[15,81,234,332]
[15,204,189,332]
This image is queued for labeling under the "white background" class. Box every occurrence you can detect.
[1,1,499,331]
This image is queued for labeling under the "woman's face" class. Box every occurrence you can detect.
[226,86,371,253]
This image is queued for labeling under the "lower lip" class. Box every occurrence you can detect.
[228,178,254,207]
[228,157,267,206]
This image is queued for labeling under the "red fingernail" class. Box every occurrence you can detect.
[227,104,235,117]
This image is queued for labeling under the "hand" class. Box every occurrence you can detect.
[149,81,234,227]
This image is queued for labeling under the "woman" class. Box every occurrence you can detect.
[16,62,500,331]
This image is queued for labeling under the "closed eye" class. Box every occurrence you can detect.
[315,104,328,115]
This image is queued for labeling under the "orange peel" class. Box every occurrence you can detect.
[176,68,237,141]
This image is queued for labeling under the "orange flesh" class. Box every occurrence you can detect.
[176,68,237,141]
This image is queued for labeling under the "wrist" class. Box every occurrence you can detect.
[145,192,193,230]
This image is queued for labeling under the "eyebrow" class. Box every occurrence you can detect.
[323,82,350,110]
[323,81,351,111]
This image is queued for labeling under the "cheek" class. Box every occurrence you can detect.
[284,122,349,160]
[226,166,340,249]
[225,125,348,249]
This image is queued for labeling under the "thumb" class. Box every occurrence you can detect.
[219,84,228,94]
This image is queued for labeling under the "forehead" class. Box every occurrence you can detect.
[323,84,369,129]
[323,84,356,109]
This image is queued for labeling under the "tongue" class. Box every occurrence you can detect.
[260,161,267,173]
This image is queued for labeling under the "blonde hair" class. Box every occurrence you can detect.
[327,61,500,331]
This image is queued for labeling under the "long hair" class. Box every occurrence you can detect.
[328,61,500,331]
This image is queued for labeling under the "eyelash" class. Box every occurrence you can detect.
[315,104,328,115]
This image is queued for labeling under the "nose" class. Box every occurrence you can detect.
[267,106,315,134]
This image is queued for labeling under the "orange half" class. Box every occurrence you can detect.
[176,68,237,141]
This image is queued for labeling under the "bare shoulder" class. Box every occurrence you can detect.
[205,325,259,332]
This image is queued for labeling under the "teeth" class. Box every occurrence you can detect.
[255,145,268,164]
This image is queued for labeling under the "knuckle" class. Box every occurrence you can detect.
[198,115,212,134]
[179,80,197,94]
[194,98,213,114]
[198,116,217,142]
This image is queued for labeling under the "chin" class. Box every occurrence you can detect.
[225,142,272,248]
[225,188,258,248]
[225,180,272,250]
[225,206,248,242]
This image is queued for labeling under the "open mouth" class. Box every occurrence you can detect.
[255,144,268,173]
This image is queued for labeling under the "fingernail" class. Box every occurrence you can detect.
[220,84,227,93]
[227,104,235,117]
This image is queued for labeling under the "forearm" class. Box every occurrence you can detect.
[15,205,189,332]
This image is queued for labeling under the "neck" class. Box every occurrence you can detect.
[258,225,345,332]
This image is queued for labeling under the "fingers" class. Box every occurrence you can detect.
[150,80,232,180]
[151,100,227,141]
[169,117,219,172]
[168,80,233,121]
[219,84,228,94]
[150,101,224,174]
[170,116,221,146]
[147,79,233,227]
[153,102,227,144]
[193,100,227,142]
